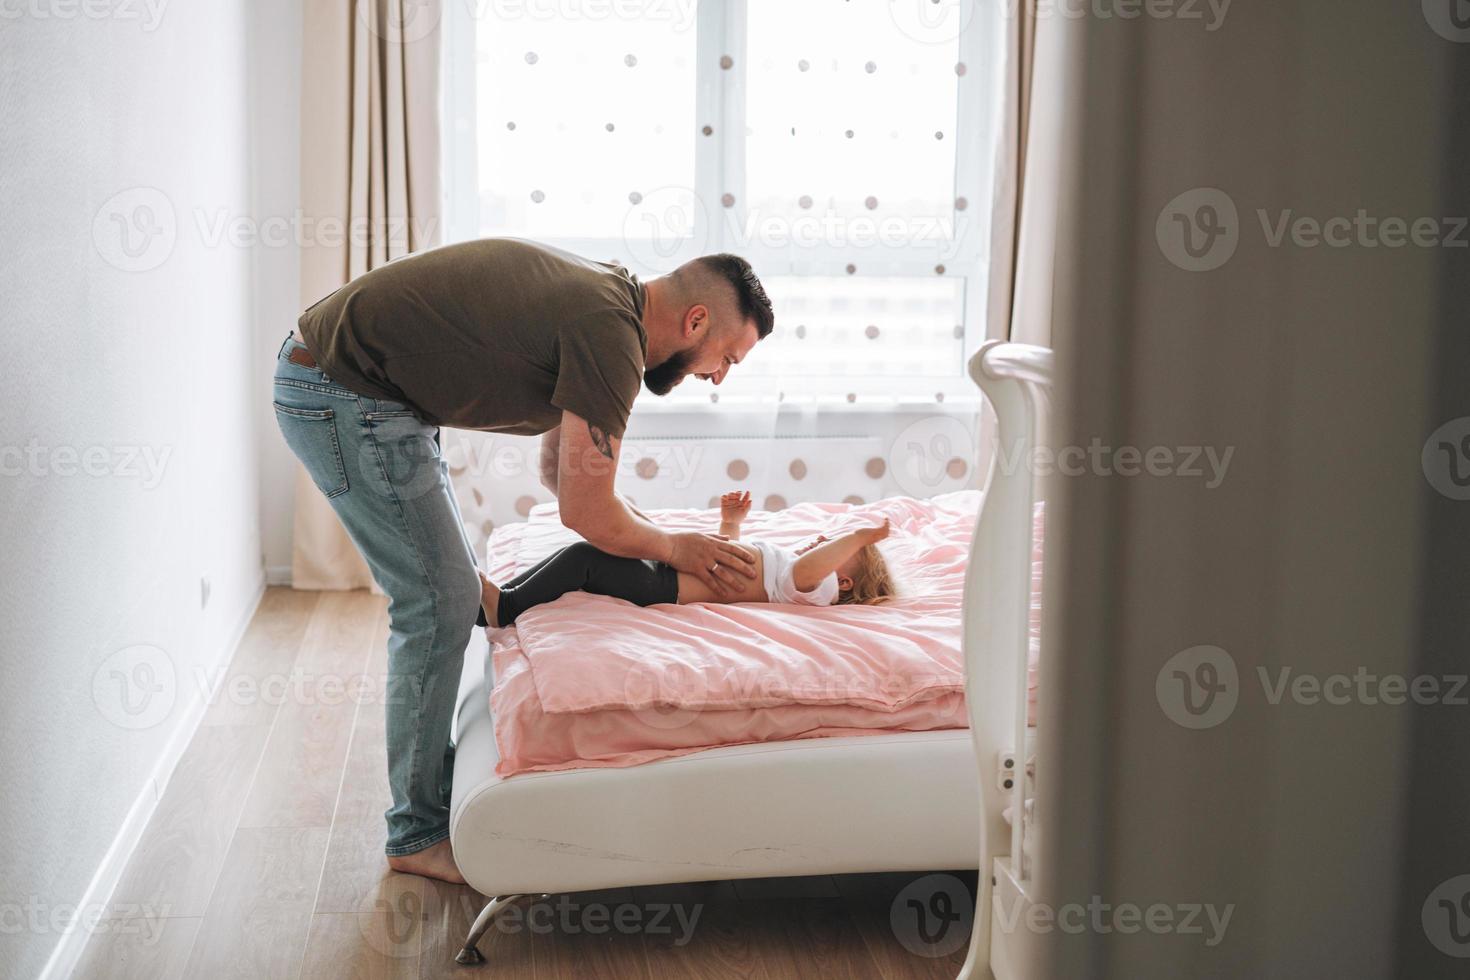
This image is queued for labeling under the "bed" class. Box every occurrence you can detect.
[448,341,1054,977]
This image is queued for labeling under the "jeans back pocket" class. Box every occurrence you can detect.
[273,403,349,498]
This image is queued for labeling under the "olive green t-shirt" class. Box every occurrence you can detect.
[297,238,647,438]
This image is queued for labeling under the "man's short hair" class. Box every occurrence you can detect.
[677,254,775,339]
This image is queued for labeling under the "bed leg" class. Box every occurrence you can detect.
[455,893,553,966]
[455,894,522,966]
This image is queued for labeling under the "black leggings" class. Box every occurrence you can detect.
[478,542,679,627]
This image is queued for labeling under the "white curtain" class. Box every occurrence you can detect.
[291,0,443,590]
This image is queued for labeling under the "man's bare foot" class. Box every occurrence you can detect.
[477,568,500,628]
[387,838,466,884]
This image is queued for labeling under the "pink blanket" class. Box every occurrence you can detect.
[485,493,1002,777]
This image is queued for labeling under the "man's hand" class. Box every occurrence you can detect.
[668,532,758,596]
[720,489,752,524]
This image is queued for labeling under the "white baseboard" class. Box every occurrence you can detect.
[37,573,267,980]
[264,564,292,586]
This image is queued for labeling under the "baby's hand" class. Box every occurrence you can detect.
[794,534,829,556]
[720,489,752,522]
[859,517,891,543]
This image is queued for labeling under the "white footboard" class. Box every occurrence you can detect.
[956,341,1053,980]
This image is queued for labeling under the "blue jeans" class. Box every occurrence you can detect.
[272,334,481,856]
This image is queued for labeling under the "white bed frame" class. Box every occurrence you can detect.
[447,341,1054,977]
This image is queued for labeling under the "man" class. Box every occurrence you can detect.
[272,238,774,882]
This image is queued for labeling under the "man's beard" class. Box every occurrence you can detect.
[643,346,698,396]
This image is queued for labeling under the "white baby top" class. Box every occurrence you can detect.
[749,540,840,606]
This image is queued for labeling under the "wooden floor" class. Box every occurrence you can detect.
[76,588,976,979]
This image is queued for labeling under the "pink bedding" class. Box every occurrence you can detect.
[483,492,1027,777]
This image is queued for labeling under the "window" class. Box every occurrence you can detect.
[444,0,997,406]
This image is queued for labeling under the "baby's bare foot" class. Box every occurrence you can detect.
[386,838,466,884]
[477,569,500,628]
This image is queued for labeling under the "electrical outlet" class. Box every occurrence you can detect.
[200,575,212,610]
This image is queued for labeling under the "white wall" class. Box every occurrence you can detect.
[0,2,298,976]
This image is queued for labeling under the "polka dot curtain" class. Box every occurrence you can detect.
[443,0,985,560]
[443,417,981,562]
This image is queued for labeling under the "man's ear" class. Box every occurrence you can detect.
[684,303,709,338]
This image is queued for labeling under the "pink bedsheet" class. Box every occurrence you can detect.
[484,493,1001,777]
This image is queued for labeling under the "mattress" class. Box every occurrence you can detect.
[484,494,993,775]
[449,640,981,896]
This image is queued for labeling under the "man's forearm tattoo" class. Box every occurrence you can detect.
[587,422,615,460]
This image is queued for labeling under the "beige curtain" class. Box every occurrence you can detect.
[1034,3,1454,977]
[985,0,1067,348]
[292,0,443,590]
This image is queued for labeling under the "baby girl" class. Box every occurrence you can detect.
[477,490,896,628]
